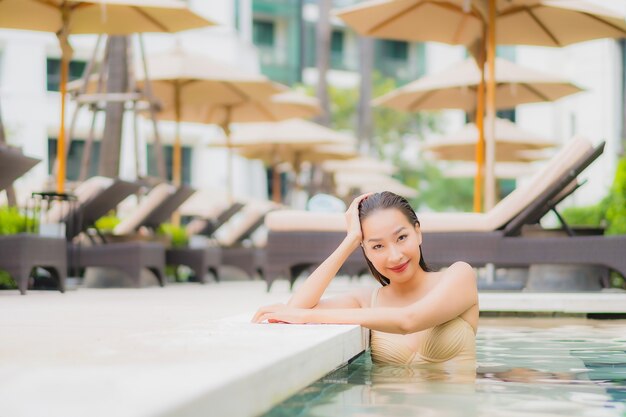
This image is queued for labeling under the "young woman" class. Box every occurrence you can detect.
[253,191,478,366]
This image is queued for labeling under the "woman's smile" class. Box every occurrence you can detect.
[388,259,410,273]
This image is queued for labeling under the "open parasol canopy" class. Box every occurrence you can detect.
[0,0,214,193]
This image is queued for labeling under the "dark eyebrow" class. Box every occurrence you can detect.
[366,227,407,243]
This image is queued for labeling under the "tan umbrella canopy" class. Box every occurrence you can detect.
[0,0,214,193]
[216,119,355,202]
[322,156,398,176]
[138,46,319,125]
[337,0,626,211]
[133,47,320,195]
[334,172,418,199]
[132,46,292,189]
[336,0,487,44]
[442,162,534,179]
[423,118,557,162]
[374,57,584,112]
[336,0,626,47]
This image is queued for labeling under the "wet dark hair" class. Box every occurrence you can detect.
[358,191,432,286]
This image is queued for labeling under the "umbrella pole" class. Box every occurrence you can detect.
[271,164,281,204]
[474,27,487,213]
[173,83,182,187]
[484,0,497,210]
[139,35,167,180]
[224,107,233,202]
[272,146,282,204]
[56,33,72,194]
[171,84,182,226]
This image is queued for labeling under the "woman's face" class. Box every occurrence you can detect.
[361,208,422,283]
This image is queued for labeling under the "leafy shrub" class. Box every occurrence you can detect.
[561,198,609,228]
[605,158,626,235]
[94,214,121,233]
[157,223,188,248]
[560,157,625,235]
[0,270,16,289]
[0,206,28,235]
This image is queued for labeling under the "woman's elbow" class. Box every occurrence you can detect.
[397,309,418,334]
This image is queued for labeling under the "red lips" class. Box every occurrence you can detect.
[389,260,409,273]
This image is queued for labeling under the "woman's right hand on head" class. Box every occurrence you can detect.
[345,193,373,244]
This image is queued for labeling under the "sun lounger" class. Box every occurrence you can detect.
[263,137,625,291]
[54,177,167,287]
[113,184,222,284]
[185,201,246,237]
[0,146,66,294]
[214,201,277,280]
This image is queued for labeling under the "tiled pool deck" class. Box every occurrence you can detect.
[2,275,626,417]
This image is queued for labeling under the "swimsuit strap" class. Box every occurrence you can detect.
[370,287,380,308]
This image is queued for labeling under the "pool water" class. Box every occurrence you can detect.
[262,319,626,417]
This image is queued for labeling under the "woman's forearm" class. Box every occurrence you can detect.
[304,307,412,334]
[287,235,360,308]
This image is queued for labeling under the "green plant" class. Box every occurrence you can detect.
[0,270,16,289]
[157,223,188,248]
[94,214,121,233]
[561,198,609,228]
[0,206,28,235]
[605,157,626,235]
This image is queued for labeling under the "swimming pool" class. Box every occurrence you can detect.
[262,318,626,417]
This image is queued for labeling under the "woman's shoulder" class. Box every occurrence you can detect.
[447,261,475,276]
[433,262,477,287]
[442,261,476,281]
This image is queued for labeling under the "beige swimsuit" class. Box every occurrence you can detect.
[369,288,476,366]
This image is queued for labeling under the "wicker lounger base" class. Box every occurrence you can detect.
[0,234,67,295]
[265,231,626,291]
[423,232,626,277]
[71,241,166,287]
[264,231,367,291]
[221,246,265,280]
[166,247,221,283]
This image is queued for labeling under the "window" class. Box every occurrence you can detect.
[496,45,516,61]
[48,138,100,181]
[147,144,192,185]
[253,20,275,47]
[380,40,408,61]
[496,109,516,123]
[46,58,87,92]
[331,30,344,54]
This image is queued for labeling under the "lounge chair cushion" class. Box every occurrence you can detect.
[47,176,114,224]
[113,183,176,235]
[265,136,593,233]
[216,201,276,247]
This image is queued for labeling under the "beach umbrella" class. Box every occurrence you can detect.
[0,0,214,193]
[322,156,398,176]
[441,162,534,179]
[240,143,357,204]
[215,119,355,202]
[133,47,320,196]
[132,46,288,190]
[422,118,557,162]
[374,57,584,112]
[337,0,626,210]
[334,172,418,199]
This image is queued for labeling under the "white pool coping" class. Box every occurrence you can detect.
[0,281,368,417]
[479,291,626,314]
